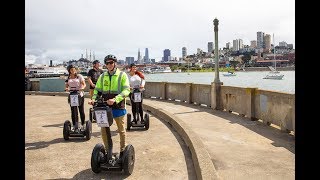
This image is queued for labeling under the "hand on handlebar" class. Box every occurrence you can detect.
[88,100,94,105]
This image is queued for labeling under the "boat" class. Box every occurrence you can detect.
[222,71,236,76]
[263,34,284,80]
[263,73,284,80]
[27,66,68,78]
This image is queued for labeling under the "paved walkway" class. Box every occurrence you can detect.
[25,95,197,180]
[25,92,295,179]
[142,98,295,180]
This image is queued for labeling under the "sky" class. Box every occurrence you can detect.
[25,0,295,65]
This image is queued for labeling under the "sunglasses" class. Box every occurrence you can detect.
[106,61,114,65]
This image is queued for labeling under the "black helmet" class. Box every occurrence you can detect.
[92,60,100,64]
[67,64,76,72]
[104,54,117,64]
[130,63,136,68]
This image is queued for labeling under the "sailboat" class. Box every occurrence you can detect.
[263,34,284,80]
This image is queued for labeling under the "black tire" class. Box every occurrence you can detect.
[144,113,150,130]
[85,120,92,140]
[91,143,105,173]
[122,144,135,175]
[89,108,93,122]
[127,113,131,131]
[63,120,71,140]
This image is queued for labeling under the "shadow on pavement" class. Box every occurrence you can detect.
[167,100,295,154]
[47,168,130,180]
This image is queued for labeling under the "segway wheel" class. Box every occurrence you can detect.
[127,113,132,131]
[89,108,93,122]
[63,120,71,140]
[91,143,105,173]
[144,113,150,130]
[122,144,135,175]
[85,120,92,140]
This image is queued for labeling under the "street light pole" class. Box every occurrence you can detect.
[211,18,223,110]
[213,18,220,83]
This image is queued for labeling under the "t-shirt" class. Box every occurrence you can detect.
[128,74,145,91]
[65,74,85,97]
[87,68,104,89]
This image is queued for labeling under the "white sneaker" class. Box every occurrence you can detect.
[81,125,85,131]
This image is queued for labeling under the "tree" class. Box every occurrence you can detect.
[241,53,251,65]
[229,61,239,70]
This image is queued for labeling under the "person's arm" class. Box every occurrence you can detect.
[79,75,86,90]
[91,73,103,101]
[115,73,131,104]
[87,70,95,88]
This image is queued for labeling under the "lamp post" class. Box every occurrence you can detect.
[211,18,223,110]
[213,18,220,83]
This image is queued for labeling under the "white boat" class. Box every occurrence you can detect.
[223,71,236,76]
[263,34,284,80]
[28,66,68,78]
[263,74,284,80]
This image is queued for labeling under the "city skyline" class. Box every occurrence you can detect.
[25,0,295,65]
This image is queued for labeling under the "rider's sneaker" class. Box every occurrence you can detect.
[81,125,85,131]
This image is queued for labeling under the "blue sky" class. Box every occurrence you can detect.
[25,0,295,65]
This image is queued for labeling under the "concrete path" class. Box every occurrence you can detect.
[25,92,295,180]
[142,98,295,180]
[25,95,196,180]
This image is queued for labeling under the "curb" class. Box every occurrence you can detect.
[25,91,220,180]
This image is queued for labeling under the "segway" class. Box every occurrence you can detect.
[63,88,92,140]
[127,88,149,131]
[91,97,135,175]
[89,106,95,123]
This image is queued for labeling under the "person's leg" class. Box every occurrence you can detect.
[100,127,108,149]
[78,96,85,126]
[114,115,126,153]
[139,97,143,121]
[130,93,137,121]
[89,89,94,99]
[71,106,78,128]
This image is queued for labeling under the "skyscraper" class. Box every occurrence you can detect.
[257,31,264,49]
[182,47,187,59]
[163,49,171,62]
[264,34,271,52]
[144,48,149,64]
[137,48,141,64]
[208,42,213,53]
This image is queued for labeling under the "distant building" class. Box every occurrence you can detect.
[182,47,187,59]
[208,42,213,53]
[144,48,149,64]
[250,40,257,48]
[226,42,230,49]
[163,49,171,62]
[233,39,239,51]
[264,34,271,52]
[257,31,264,49]
[125,57,134,65]
[137,48,142,64]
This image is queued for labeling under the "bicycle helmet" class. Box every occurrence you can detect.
[130,63,136,68]
[67,64,76,72]
[92,60,100,64]
[104,54,117,64]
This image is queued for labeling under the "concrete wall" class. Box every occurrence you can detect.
[28,79,295,134]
